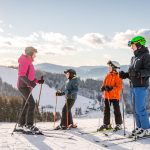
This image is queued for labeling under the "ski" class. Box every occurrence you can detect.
[66,129,128,143]
[102,129,121,136]
[101,134,150,147]
[42,133,77,141]
[14,129,77,141]
[93,136,127,143]
[42,130,67,135]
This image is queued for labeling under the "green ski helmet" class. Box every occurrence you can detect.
[128,36,146,47]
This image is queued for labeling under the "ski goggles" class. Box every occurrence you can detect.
[128,41,133,47]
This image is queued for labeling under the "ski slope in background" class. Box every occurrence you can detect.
[0,66,99,115]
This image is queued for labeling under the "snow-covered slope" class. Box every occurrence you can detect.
[0,115,150,150]
[0,66,96,114]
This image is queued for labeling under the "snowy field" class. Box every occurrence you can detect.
[0,114,150,150]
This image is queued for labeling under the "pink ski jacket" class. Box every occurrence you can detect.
[17,54,37,88]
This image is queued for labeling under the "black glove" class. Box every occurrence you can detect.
[30,81,36,88]
[56,91,62,96]
[105,86,113,92]
[101,86,106,92]
[38,76,44,84]
[129,70,141,78]
[119,71,129,79]
[101,86,113,92]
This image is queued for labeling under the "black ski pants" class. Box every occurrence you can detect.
[103,99,122,125]
[19,87,35,126]
[60,99,75,127]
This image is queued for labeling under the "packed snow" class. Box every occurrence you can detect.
[0,114,150,150]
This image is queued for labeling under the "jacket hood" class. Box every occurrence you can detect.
[134,46,149,57]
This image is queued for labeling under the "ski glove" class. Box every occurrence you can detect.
[101,86,106,92]
[38,79,44,84]
[38,76,44,84]
[56,91,62,96]
[119,71,129,79]
[30,81,36,88]
[105,86,113,92]
[101,86,113,92]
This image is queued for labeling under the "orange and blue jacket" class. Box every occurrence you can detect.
[101,71,122,100]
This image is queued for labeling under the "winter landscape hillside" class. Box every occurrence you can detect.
[35,63,129,80]
[0,66,150,150]
[0,66,98,115]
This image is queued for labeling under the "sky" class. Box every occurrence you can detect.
[0,0,150,67]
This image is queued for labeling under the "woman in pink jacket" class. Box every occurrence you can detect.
[16,47,44,133]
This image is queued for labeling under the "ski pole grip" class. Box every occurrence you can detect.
[41,75,43,80]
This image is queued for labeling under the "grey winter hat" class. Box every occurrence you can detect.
[25,46,37,56]
[64,69,76,75]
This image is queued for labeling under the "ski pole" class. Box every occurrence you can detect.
[35,76,43,125]
[97,97,104,131]
[54,95,58,128]
[121,88,126,136]
[131,83,137,141]
[98,98,103,127]
[11,88,33,135]
[37,76,43,107]
[66,98,69,128]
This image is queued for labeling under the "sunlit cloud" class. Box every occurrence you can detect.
[0,28,4,33]
[0,23,150,67]
[111,29,150,48]
[0,20,3,24]
[8,24,13,29]
[73,33,107,49]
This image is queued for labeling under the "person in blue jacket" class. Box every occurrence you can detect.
[55,69,79,130]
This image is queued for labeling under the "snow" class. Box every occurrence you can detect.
[0,114,150,150]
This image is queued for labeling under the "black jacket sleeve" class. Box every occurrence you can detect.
[140,53,150,77]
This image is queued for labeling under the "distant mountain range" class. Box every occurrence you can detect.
[35,63,129,79]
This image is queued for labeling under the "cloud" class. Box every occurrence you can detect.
[45,52,56,55]
[0,20,3,24]
[1,27,150,66]
[39,32,67,43]
[4,41,12,45]
[0,27,4,32]
[61,46,77,52]
[0,57,18,66]
[8,24,13,29]
[73,33,107,49]
[103,54,112,60]
[111,29,150,48]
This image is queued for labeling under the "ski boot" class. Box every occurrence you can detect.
[68,124,77,129]
[97,124,113,132]
[14,124,24,132]
[54,125,67,130]
[24,125,43,135]
[113,124,122,132]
